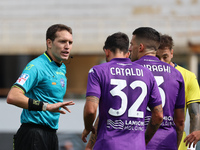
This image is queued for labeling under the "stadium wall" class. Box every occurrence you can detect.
[0,0,200,55]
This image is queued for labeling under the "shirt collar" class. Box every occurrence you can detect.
[173,62,178,68]
[110,58,132,63]
[44,51,62,67]
[140,55,160,61]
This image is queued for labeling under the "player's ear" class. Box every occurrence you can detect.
[46,39,52,50]
[139,43,144,52]
[103,49,109,59]
[126,51,130,58]
[171,49,174,59]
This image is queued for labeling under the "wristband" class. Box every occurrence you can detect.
[28,98,43,111]
[42,102,48,111]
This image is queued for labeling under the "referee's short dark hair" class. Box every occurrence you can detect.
[46,24,72,41]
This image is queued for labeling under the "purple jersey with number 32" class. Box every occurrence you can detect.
[86,58,162,150]
[135,55,185,150]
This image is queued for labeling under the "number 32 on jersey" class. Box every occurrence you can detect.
[108,77,165,118]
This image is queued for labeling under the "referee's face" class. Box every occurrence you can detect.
[47,30,73,63]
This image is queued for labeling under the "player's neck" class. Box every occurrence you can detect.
[143,50,156,57]
[170,62,175,67]
[46,50,62,64]
[112,52,127,59]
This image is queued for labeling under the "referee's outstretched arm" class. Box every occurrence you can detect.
[7,86,75,113]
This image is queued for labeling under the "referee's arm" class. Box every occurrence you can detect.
[7,86,29,109]
[7,86,75,113]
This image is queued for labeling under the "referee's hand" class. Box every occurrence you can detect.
[46,101,75,114]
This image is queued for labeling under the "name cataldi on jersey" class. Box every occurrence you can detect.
[89,67,143,77]
[110,67,143,76]
[16,73,29,86]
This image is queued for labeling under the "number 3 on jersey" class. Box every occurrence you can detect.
[154,76,165,108]
[108,79,147,118]
[146,76,165,111]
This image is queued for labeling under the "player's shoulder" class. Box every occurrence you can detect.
[88,62,105,74]
[158,60,174,68]
[157,61,184,79]
[93,61,107,69]
[170,64,183,77]
[24,54,46,71]
[131,62,156,81]
[175,64,196,77]
[132,61,152,71]
[28,56,38,65]
[160,61,181,73]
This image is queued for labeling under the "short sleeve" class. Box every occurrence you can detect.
[86,67,101,98]
[13,62,39,93]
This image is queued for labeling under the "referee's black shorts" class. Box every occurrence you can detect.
[13,123,58,150]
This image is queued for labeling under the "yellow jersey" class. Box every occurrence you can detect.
[175,64,200,150]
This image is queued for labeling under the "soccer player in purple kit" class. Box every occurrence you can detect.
[82,32,163,150]
[156,34,200,150]
[129,27,185,150]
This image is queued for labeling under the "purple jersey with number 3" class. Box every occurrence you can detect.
[86,58,162,150]
[135,55,185,150]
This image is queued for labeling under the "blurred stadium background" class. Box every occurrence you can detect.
[0,0,200,149]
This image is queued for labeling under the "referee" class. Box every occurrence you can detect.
[7,24,75,150]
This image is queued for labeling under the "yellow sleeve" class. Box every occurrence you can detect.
[176,65,200,150]
[186,72,200,105]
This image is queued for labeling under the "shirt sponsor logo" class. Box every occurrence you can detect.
[16,73,29,86]
[52,82,56,85]
[25,64,34,70]
[89,68,94,73]
[107,119,124,129]
[145,115,175,127]
[56,72,64,76]
[33,100,40,105]
[144,59,159,62]
[60,78,65,88]
[107,119,144,131]
[117,63,132,66]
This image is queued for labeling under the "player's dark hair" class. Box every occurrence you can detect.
[158,34,174,50]
[103,32,129,54]
[46,24,72,41]
[132,27,160,51]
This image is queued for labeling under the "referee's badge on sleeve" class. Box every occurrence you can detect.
[16,73,29,86]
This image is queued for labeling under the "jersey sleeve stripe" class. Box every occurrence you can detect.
[186,99,200,106]
[12,84,26,94]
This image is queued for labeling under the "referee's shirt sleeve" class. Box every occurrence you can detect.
[13,62,39,94]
